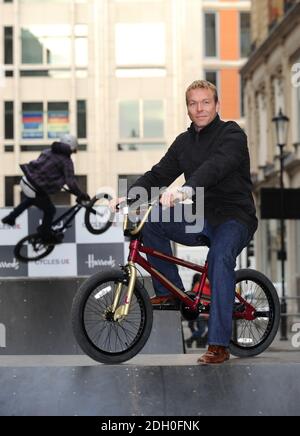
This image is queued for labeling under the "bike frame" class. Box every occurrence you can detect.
[126,239,256,320]
[113,201,256,321]
[51,204,82,232]
[129,239,207,311]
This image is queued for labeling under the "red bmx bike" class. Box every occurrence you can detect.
[71,198,280,364]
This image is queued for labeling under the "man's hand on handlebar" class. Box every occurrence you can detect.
[159,187,188,208]
[109,196,126,212]
[77,193,91,206]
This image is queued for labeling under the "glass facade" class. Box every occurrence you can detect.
[204,13,217,57]
[119,100,164,141]
[205,70,218,88]
[119,101,140,138]
[115,22,165,76]
[22,102,44,139]
[4,101,14,139]
[4,100,86,146]
[77,100,87,139]
[4,27,13,64]
[240,12,251,58]
[47,102,69,139]
[21,25,87,67]
[143,100,164,138]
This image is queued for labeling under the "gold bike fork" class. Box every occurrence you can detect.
[113,261,137,321]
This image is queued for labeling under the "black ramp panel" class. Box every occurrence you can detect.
[0,278,85,355]
[0,362,300,416]
[0,278,183,355]
[142,311,184,354]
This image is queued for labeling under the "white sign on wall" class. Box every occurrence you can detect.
[0,207,125,278]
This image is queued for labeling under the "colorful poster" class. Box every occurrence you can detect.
[47,111,69,139]
[22,112,43,139]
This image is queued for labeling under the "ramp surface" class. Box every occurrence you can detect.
[0,352,299,416]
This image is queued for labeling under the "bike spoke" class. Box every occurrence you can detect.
[233,277,274,349]
[83,281,146,354]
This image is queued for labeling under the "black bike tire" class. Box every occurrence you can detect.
[71,269,153,364]
[229,268,280,357]
[14,233,55,262]
[84,194,114,235]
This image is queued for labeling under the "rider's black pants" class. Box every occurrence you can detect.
[8,193,56,236]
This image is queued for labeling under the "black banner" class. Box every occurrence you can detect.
[260,188,300,219]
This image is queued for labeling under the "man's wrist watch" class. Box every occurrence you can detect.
[177,186,193,200]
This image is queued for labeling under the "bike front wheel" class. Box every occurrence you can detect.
[230,269,280,357]
[72,269,153,364]
[14,233,55,262]
[84,193,114,235]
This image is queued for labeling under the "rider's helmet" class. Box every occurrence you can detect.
[60,134,78,153]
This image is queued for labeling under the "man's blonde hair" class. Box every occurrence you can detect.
[186,80,219,105]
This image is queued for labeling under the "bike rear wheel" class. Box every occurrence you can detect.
[72,269,153,364]
[14,233,55,262]
[84,193,114,235]
[230,269,280,357]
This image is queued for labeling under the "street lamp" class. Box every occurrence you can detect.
[272,108,289,340]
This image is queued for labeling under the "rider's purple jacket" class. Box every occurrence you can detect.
[20,142,83,196]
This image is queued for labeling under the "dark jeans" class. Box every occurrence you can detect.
[142,203,252,347]
[7,193,56,235]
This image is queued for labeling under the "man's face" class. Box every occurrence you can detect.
[186,88,220,129]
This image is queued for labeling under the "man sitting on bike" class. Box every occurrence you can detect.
[1,134,90,243]
[111,80,258,364]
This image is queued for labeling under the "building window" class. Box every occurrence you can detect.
[143,100,164,138]
[119,101,140,138]
[22,102,43,139]
[4,101,14,139]
[21,25,87,68]
[47,102,69,139]
[119,100,164,139]
[115,23,166,77]
[4,176,21,207]
[21,101,72,141]
[240,12,251,58]
[4,145,14,152]
[204,13,217,57]
[77,100,87,139]
[257,93,268,166]
[272,77,285,115]
[21,28,43,64]
[4,27,13,64]
[204,70,218,88]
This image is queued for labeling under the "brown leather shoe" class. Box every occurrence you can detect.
[197,345,230,364]
[150,295,177,305]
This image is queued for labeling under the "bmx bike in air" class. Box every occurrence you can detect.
[14,192,113,262]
